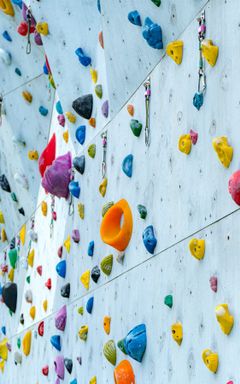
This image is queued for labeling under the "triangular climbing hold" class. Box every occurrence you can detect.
[19,224,26,245]
[27,249,35,268]
[80,270,90,290]
[29,306,36,320]
[166,40,184,65]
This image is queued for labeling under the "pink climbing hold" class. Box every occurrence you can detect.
[55,305,67,331]
[54,355,65,380]
[58,114,65,127]
[72,229,80,243]
[190,129,198,145]
[228,170,240,205]
[209,276,218,292]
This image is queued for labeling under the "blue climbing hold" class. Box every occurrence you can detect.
[86,297,94,314]
[12,0,22,7]
[142,17,163,49]
[39,106,48,116]
[0,284,2,295]
[15,68,22,76]
[193,92,204,110]
[56,260,66,278]
[43,62,49,75]
[124,324,147,362]
[56,100,63,115]
[50,335,61,351]
[2,31,12,42]
[1,326,6,335]
[88,241,94,257]
[97,0,101,13]
[69,181,80,199]
[128,10,142,26]
[70,379,77,384]
[122,154,133,178]
[75,48,92,67]
[142,225,157,254]
[75,125,86,145]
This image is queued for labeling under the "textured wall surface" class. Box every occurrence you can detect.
[0,0,239,383]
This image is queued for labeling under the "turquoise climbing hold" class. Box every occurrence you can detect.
[56,101,63,115]
[124,324,147,362]
[75,48,91,67]
[69,181,80,199]
[88,241,94,257]
[39,106,48,116]
[97,0,101,13]
[75,126,86,145]
[128,10,142,26]
[1,326,6,335]
[122,154,133,177]
[70,379,77,384]
[142,225,157,254]
[142,17,163,49]
[15,68,22,76]
[164,295,173,308]
[130,119,142,137]
[56,260,66,278]
[137,205,147,219]
[193,92,204,110]
[86,296,94,314]
[50,335,61,351]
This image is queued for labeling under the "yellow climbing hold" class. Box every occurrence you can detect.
[8,268,14,282]
[65,112,76,124]
[178,134,192,155]
[78,203,84,219]
[89,376,97,384]
[99,178,108,197]
[215,304,234,335]
[0,0,14,16]
[0,360,4,373]
[19,224,26,245]
[189,238,205,260]
[212,136,233,168]
[0,338,8,361]
[29,306,36,320]
[0,211,4,224]
[27,249,35,268]
[22,91,32,103]
[201,39,219,67]
[166,40,184,65]
[41,201,48,216]
[22,330,32,356]
[202,349,218,373]
[80,270,90,290]
[103,316,111,335]
[43,299,48,312]
[64,235,71,253]
[90,68,98,84]
[28,150,39,160]
[78,325,88,341]
[1,228,7,242]
[63,130,69,143]
[36,22,49,36]
[171,323,183,345]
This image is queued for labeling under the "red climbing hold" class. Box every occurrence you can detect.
[17,22,35,36]
[39,133,56,177]
[38,321,44,336]
[36,265,42,276]
[45,278,52,290]
[42,366,49,376]
[228,170,240,205]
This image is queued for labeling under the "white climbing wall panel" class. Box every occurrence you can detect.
[0,0,240,383]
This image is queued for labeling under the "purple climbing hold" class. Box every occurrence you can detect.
[55,305,67,331]
[101,100,109,118]
[142,17,163,49]
[75,48,92,67]
[128,10,142,26]
[34,31,43,46]
[58,114,65,127]
[54,355,65,380]
[72,229,80,243]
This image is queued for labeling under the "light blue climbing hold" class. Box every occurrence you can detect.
[39,106,48,116]
[86,297,94,314]
[128,10,142,26]
[124,324,147,362]
[15,68,22,76]
[70,379,77,384]
[142,17,163,49]
[193,92,204,110]
[122,154,133,178]
[75,48,91,67]
[97,0,101,13]
[2,31,12,42]
[69,181,80,199]
[88,241,94,257]
[142,225,157,254]
[1,326,6,335]
[50,335,61,351]
[56,260,66,278]
[75,125,86,145]
[43,62,49,75]
[56,100,63,115]
[12,0,22,7]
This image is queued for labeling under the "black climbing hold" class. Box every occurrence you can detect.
[72,94,93,120]
[10,238,15,249]
[2,282,17,313]
[18,207,25,216]
[0,174,11,193]
[61,283,70,298]
[91,265,100,283]
[64,358,73,374]
[73,156,85,175]
[19,313,24,325]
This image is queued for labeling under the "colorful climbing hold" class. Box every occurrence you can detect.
[202,349,218,373]
[50,335,61,351]
[103,340,117,365]
[36,22,49,36]
[75,125,86,145]
[88,144,96,158]
[75,48,92,66]
[103,316,111,335]
[86,296,94,314]
[166,40,183,65]
[54,355,65,379]
[78,325,88,341]
[114,360,135,384]
[124,324,147,362]
[99,30,104,48]
[41,201,48,216]
[201,39,219,67]
[209,276,217,292]
[39,106,48,116]
[63,130,69,143]
[229,170,240,205]
[193,92,204,111]
[0,0,14,16]
[100,254,113,276]
[43,299,48,312]
[95,84,103,99]
[99,177,108,197]
[78,203,85,219]
[29,306,36,320]
[130,119,142,137]
[171,323,183,345]
[137,204,147,219]
[27,249,34,267]
[69,180,80,199]
[142,17,163,49]
[22,330,32,356]
[55,305,67,331]
[22,91,32,103]
[122,154,133,177]
[65,112,76,124]
[178,134,192,155]
[164,295,173,308]
[64,358,73,374]
[64,235,71,253]
[39,133,56,177]
[215,304,234,335]
[151,0,161,6]
[72,229,80,243]
[80,270,90,290]
[102,100,109,118]
[89,117,96,127]
[189,238,205,260]
[90,68,98,83]
[212,137,233,168]
[2,30,12,42]
[142,225,157,254]
[128,10,141,26]
[56,260,66,278]
[61,283,70,298]
[189,129,198,144]
[91,266,100,283]
[88,241,94,257]
[38,321,44,337]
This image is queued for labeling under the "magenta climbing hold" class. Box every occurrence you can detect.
[39,133,56,177]
[210,276,218,292]
[229,170,240,205]
[55,305,67,331]
[54,355,65,380]
[42,152,72,199]
[58,114,65,127]
[190,129,198,144]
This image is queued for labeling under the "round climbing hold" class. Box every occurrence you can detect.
[189,238,205,260]
[99,177,108,197]
[103,316,111,335]
[122,154,133,177]
[58,114,65,126]
[56,101,63,115]
[142,17,163,49]
[130,119,142,137]
[100,254,113,276]
[36,22,49,36]
[38,321,44,337]
[202,349,218,373]
[178,134,192,155]
[28,150,39,160]
[229,170,240,205]
[209,276,217,292]
[80,270,90,290]
[212,136,233,168]
[101,100,109,118]
[45,278,52,290]
[114,360,135,384]
[215,304,234,335]
[103,340,117,365]
[78,325,88,341]
[39,106,48,116]
[142,225,157,254]
[88,144,96,158]
[72,229,80,243]
[171,323,183,345]
[56,260,66,278]
[193,92,204,110]
[137,204,147,219]
[22,330,32,356]
[128,10,142,26]
[65,111,76,123]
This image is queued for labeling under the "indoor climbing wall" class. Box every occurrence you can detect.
[0,0,239,383]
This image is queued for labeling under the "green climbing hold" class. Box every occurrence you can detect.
[95,84,103,99]
[17,338,21,349]
[130,119,142,137]
[117,339,127,355]
[137,204,147,219]
[103,340,117,365]
[78,306,84,315]
[151,0,161,6]
[26,276,30,284]
[100,254,113,276]
[102,201,114,217]
[88,144,96,158]
[11,192,18,202]
[8,248,17,269]
[164,295,173,308]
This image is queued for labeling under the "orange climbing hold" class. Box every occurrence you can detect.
[99,31,104,49]
[127,104,134,116]
[114,360,135,384]
[22,91,32,103]
[0,0,14,16]
[100,199,133,251]
[89,117,96,128]
[103,316,111,335]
